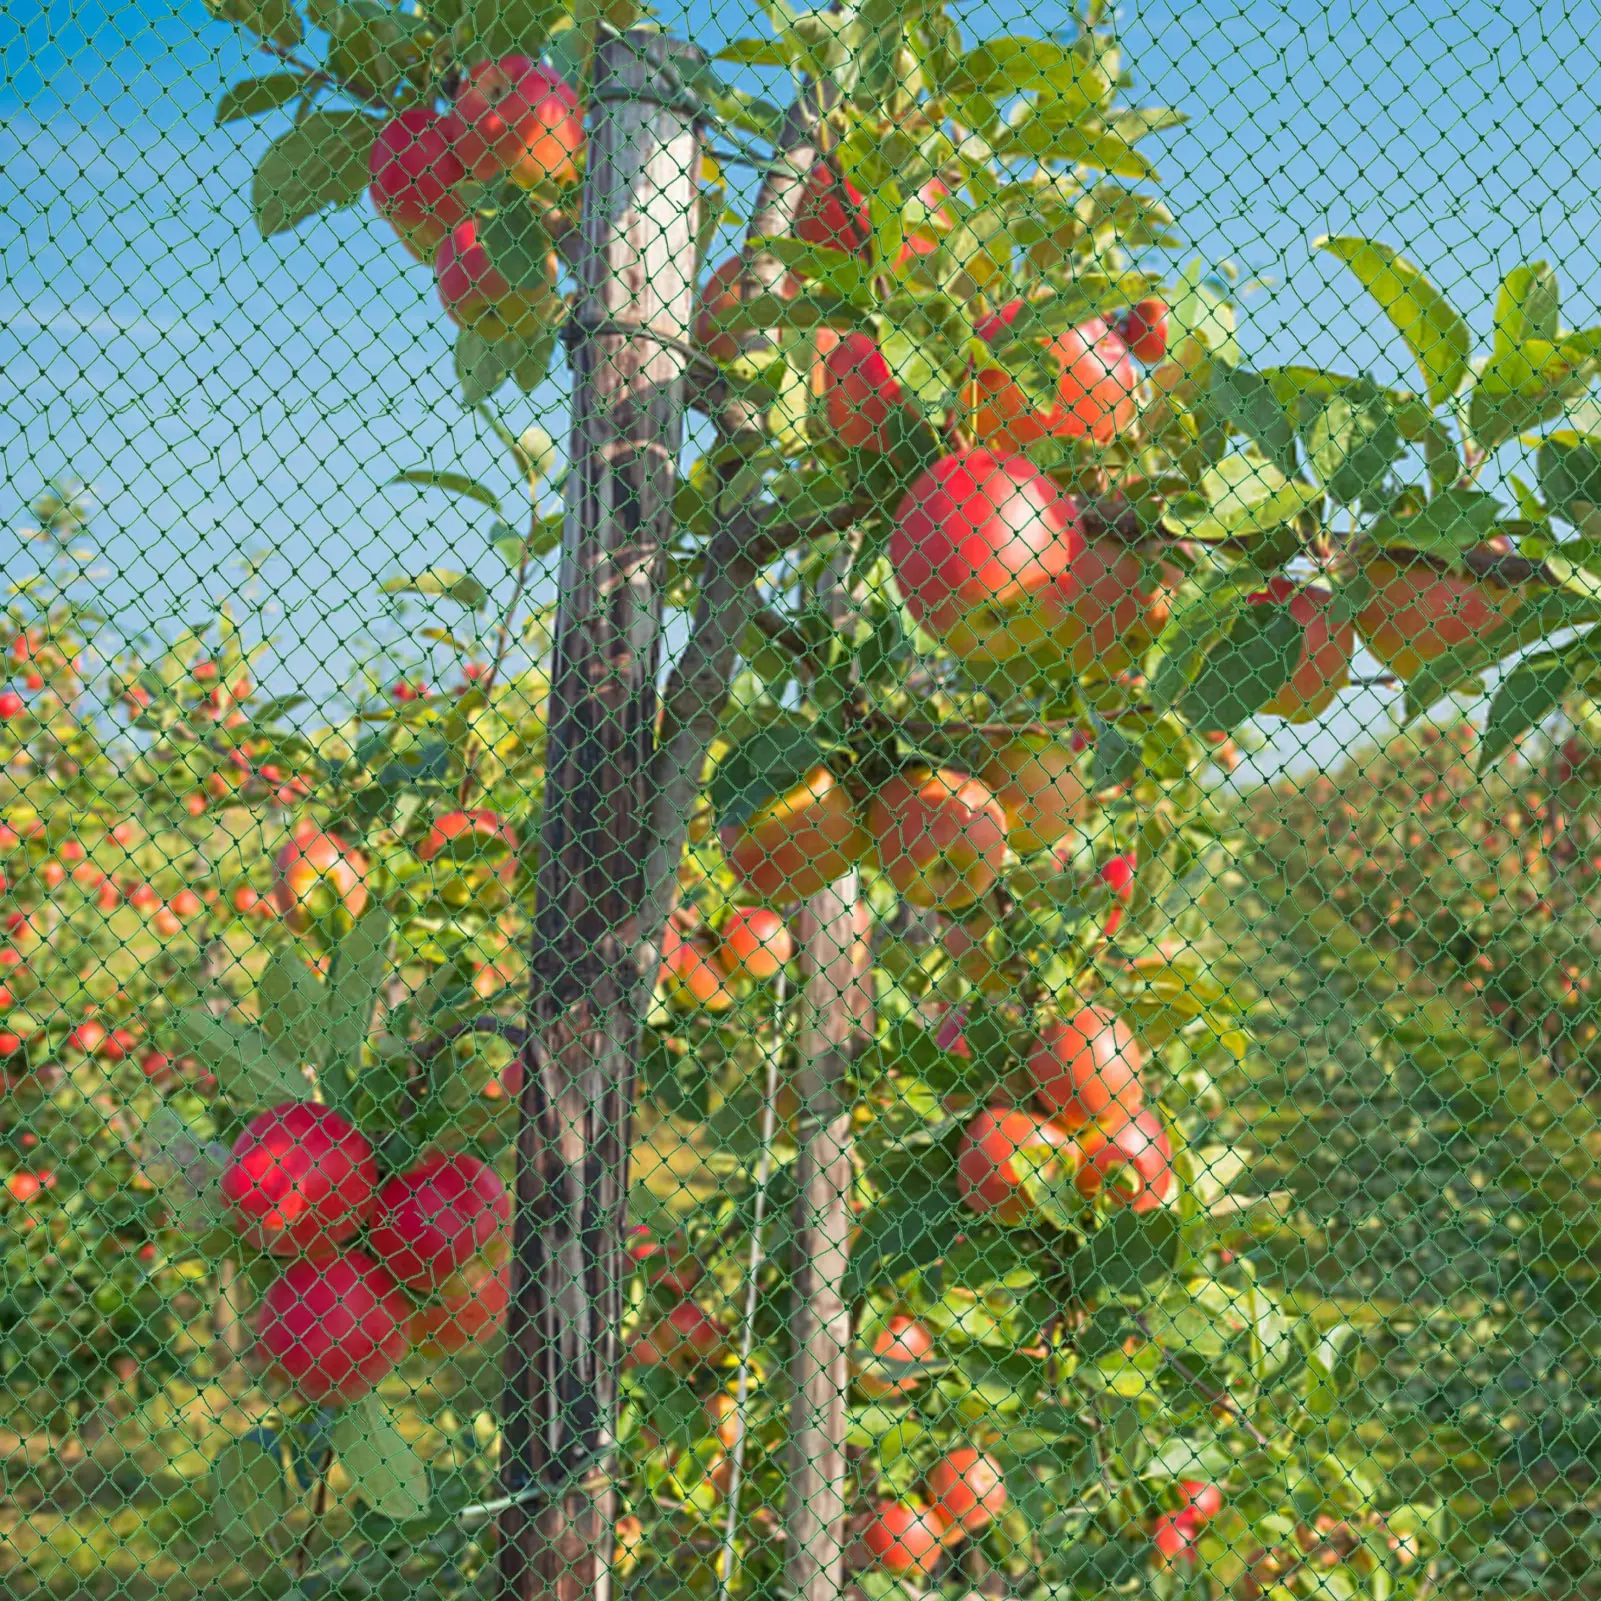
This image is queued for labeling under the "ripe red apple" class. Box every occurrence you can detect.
[868,767,1009,912]
[854,1313,933,1399]
[1075,1107,1175,1212]
[628,1300,728,1369]
[435,218,559,341]
[692,254,799,364]
[795,163,951,264]
[1100,851,1137,936]
[926,1447,1007,1535]
[1244,579,1355,721]
[272,821,369,933]
[1153,1511,1200,1565]
[721,765,871,903]
[1028,1007,1144,1131]
[715,905,794,983]
[861,1500,950,1575]
[367,1151,511,1293]
[1356,554,1523,682]
[1179,1480,1224,1523]
[1122,299,1169,364]
[0,691,23,719]
[450,57,584,189]
[368,107,468,256]
[418,807,518,864]
[970,306,1138,450]
[980,731,1092,854]
[409,1252,512,1354]
[820,331,909,451]
[1063,544,1178,678]
[659,921,736,1012]
[256,1250,410,1405]
[221,1101,378,1257]
[956,1106,1074,1224]
[888,450,1085,674]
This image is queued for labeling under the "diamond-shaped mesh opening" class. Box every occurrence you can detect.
[1,4,1598,1599]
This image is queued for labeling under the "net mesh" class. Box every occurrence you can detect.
[2,3,1598,1599]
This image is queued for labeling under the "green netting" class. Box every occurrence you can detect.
[5,2,1601,1599]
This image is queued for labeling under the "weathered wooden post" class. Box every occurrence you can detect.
[498,30,705,1601]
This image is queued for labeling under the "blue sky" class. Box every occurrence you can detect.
[1,0,1598,772]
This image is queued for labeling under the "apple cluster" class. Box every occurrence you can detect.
[221,1105,513,1405]
[366,56,584,339]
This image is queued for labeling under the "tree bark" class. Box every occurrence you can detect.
[783,870,867,1601]
[498,31,704,1601]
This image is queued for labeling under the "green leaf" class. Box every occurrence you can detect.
[1178,600,1305,732]
[259,946,327,1063]
[333,1396,429,1519]
[1494,262,1560,349]
[713,37,795,67]
[709,721,834,832]
[1538,431,1601,520]
[1169,260,1239,369]
[215,73,311,124]
[1148,570,1252,712]
[456,329,512,405]
[324,903,392,1081]
[1306,389,1402,505]
[991,117,1155,178]
[1304,1323,1360,1416]
[1479,639,1590,769]
[843,1184,966,1302]
[211,1433,289,1550]
[1471,339,1592,450]
[1163,458,1323,546]
[1314,236,1472,407]
[174,1010,309,1110]
[946,36,1101,98]
[387,470,503,512]
[252,111,377,239]
[206,0,303,48]
[1367,486,1503,559]
[479,202,555,293]
[1071,1206,1181,1299]
[1207,367,1298,477]
[380,569,490,608]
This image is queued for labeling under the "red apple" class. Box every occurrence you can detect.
[795,163,951,265]
[980,731,1091,854]
[272,821,369,933]
[368,107,468,256]
[418,807,518,864]
[861,1500,950,1575]
[435,218,559,341]
[1244,579,1355,721]
[820,331,909,451]
[1356,553,1523,682]
[367,1152,512,1293]
[450,57,584,189]
[659,921,737,1012]
[971,306,1139,449]
[956,1107,1074,1224]
[854,1313,934,1399]
[888,450,1085,674]
[1027,1007,1144,1131]
[0,691,22,719]
[868,767,1009,912]
[256,1250,410,1405]
[715,905,794,983]
[221,1101,378,1257]
[721,765,871,903]
[1122,299,1169,364]
[409,1253,513,1354]
[926,1448,1007,1535]
[1075,1108,1175,1212]
[1100,851,1137,936]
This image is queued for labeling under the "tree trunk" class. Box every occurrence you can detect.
[498,30,704,1601]
[783,870,867,1601]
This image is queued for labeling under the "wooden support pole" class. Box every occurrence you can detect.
[498,30,704,1601]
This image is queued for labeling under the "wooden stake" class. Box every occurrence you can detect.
[498,30,704,1601]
